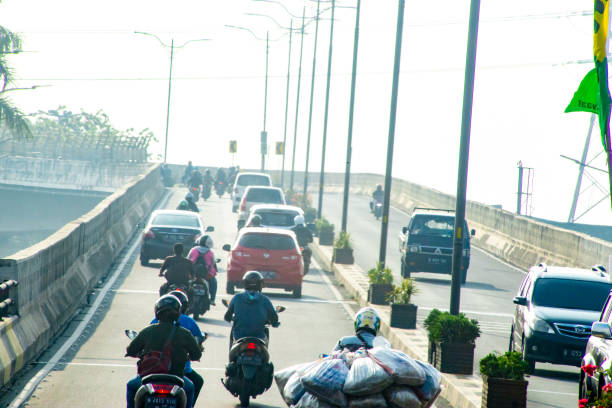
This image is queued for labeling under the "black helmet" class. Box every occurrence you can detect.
[243,271,264,292]
[169,290,189,314]
[251,214,263,227]
[376,184,382,191]
[199,235,213,248]
[155,294,181,322]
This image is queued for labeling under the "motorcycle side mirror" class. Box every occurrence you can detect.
[276,306,286,313]
[125,329,138,340]
[221,298,229,307]
[201,333,208,342]
[222,244,231,252]
[471,229,476,236]
[206,226,215,232]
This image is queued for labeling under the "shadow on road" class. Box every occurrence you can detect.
[413,276,504,292]
[533,368,579,382]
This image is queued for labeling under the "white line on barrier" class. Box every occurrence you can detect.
[472,246,527,275]
[8,190,172,408]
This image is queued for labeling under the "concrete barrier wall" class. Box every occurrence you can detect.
[0,164,163,386]
[0,156,150,192]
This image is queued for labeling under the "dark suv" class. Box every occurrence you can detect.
[510,263,611,373]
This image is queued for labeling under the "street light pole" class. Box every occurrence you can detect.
[340,0,361,232]
[163,39,174,163]
[378,0,406,269]
[262,31,269,171]
[280,20,294,188]
[289,8,306,192]
[317,0,336,218]
[450,0,481,316]
[302,0,321,204]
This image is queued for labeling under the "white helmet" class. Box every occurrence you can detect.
[354,307,381,335]
[294,215,305,226]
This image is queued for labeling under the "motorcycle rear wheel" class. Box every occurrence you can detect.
[239,388,250,407]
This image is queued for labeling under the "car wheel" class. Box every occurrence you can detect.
[401,261,411,279]
[292,285,302,298]
[140,255,150,266]
[521,337,535,374]
[508,327,514,352]
[227,282,235,295]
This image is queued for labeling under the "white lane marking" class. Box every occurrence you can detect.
[313,260,355,319]
[31,361,224,371]
[528,389,575,396]
[418,305,514,319]
[8,191,172,408]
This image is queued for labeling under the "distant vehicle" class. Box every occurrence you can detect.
[244,204,304,230]
[237,187,285,230]
[222,228,304,298]
[232,172,272,213]
[580,286,612,403]
[139,210,213,266]
[510,263,611,374]
[398,208,474,283]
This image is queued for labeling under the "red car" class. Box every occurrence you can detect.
[222,228,304,298]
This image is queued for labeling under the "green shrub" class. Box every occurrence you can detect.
[387,278,418,304]
[304,207,317,223]
[367,262,394,285]
[334,231,352,249]
[424,308,480,344]
[315,217,334,234]
[479,351,529,381]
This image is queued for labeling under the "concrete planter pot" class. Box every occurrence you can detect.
[368,283,394,305]
[332,247,354,264]
[318,230,334,246]
[390,303,418,329]
[482,376,528,408]
[428,341,475,374]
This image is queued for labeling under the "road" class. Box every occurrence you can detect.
[2,189,451,408]
[316,192,578,408]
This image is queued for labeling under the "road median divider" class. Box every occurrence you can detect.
[311,239,481,408]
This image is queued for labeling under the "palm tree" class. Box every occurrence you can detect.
[0,17,31,139]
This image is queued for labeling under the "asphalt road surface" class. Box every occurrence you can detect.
[316,192,577,408]
[1,189,451,408]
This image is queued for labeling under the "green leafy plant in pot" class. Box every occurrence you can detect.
[315,217,335,245]
[303,207,317,235]
[332,231,354,264]
[424,309,481,374]
[480,351,529,408]
[367,262,394,305]
[387,278,419,329]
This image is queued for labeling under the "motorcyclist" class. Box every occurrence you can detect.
[291,215,313,248]
[177,199,190,211]
[185,192,199,213]
[334,307,387,352]
[182,161,194,184]
[159,243,194,296]
[188,167,203,189]
[371,184,384,208]
[125,294,201,408]
[203,169,213,188]
[188,236,218,305]
[224,271,279,347]
[150,290,205,404]
[215,168,227,188]
[247,214,263,227]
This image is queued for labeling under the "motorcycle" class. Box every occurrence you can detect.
[221,298,285,407]
[300,246,312,275]
[189,186,200,202]
[370,198,383,220]
[201,182,212,201]
[215,181,225,197]
[125,329,208,408]
[189,278,210,320]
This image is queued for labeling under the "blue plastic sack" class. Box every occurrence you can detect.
[347,393,387,408]
[301,358,349,407]
[414,360,441,402]
[284,372,306,406]
[292,392,335,408]
[383,386,421,408]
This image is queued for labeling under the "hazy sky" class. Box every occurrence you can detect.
[1,0,610,224]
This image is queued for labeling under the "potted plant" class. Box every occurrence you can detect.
[315,217,335,245]
[387,278,419,329]
[367,262,394,305]
[304,207,317,235]
[424,308,481,374]
[332,231,354,264]
[480,351,529,408]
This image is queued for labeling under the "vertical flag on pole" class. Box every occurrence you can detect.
[594,0,612,208]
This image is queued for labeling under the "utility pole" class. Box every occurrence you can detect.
[450,0,481,316]
[340,0,361,232]
[289,8,306,192]
[302,0,321,204]
[163,39,174,163]
[516,161,523,215]
[261,31,269,171]
[378,0,405,268]
[568,114,596,222]
[317,0,336,218]
[280,20,294,188]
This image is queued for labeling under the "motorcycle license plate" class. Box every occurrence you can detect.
[145,396,177,408]
[238,355,262,365]
[259,271,276,279]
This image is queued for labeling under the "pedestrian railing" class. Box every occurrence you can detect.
[0,280,18,321]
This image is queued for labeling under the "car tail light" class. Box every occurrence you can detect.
[144,230,155,239]
[240,196,247,212]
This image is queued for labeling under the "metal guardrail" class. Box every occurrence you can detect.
[0,280,18,321]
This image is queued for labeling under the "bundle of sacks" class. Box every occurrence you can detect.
[275,346,441,408]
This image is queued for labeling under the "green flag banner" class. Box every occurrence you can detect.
[565,69,599,114]
[594,0,612,151]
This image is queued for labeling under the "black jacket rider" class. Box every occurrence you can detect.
[291,225,313,248]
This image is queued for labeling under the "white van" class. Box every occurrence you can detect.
[231,172,272,212]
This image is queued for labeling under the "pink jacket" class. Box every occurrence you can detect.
[187,246,217,278]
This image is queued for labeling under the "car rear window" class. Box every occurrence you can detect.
[237,175,271,187]
[246,188,283,203]
[152,214,200,227]
[255,210,299,227]
[532,278,611,311]
[409,215,468,238]
[238,233,296,250]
